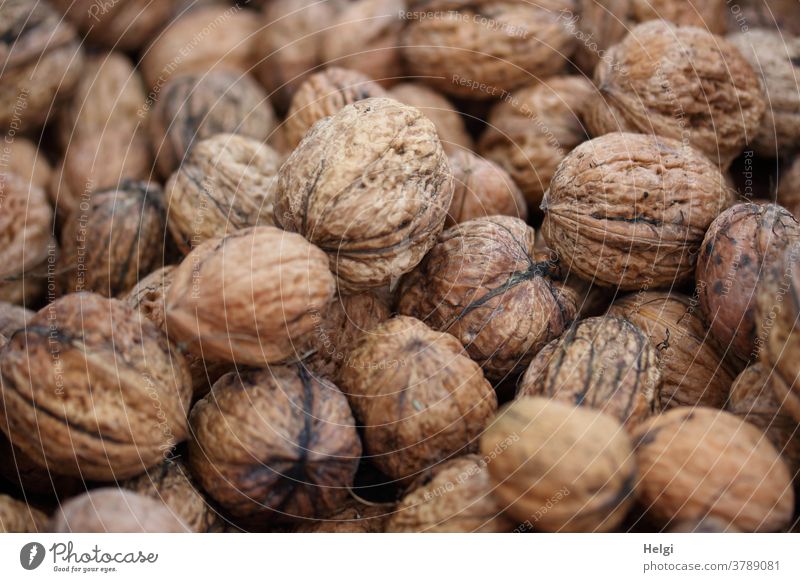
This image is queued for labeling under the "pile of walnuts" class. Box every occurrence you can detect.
[0,0,799,535]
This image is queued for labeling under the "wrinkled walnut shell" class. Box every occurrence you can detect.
[295,499,392,533]
[0,494,48,533]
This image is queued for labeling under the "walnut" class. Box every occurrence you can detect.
[285,68,387,148]
[518,316,661,430]
[148,71,276,178]
[124,458,227,533]
[0,302,33,337]
[165,134,282,253]
[57,181,166,298]
[401,0,576,99]
[633,407,794,532]
[541,132,734,290]
[0,174,55,306]
[295,499,392,533]
[0,494,48,533]
[140,5,258,89]
[398,215,576,380]
[778,156,800,218]
[609,292,737,410]
[0,0,84,131]
[188,366,361,526]
[386,455,513,532]
[50,489,189,533]
[697,203,800,361]
[388,83,474,153]
[479,76,595,208]
[0,293,193,480]
[727,363,800,480]
[339,316,497,482]
[51,0,177,51]
[3,137,52,190]
[728,29,800,156]
[274,98,453,292]
[585,21,766,167]
[165,227,336,366]
[322,0,404,84]
[445,151,527,227]
[482,397,636,532]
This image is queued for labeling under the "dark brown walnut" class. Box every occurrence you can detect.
[697,203,800,361]
[729,30,800,156]
[57,181,166,298]
[4,138,52,191]
[0,494,48,533]
[148,71,276,178]
[286,68,387,148]
[482,397,636,532]
[189,366,361,526]
[50,489,189,533]
[729,0,800,36]
[388,83,474,153]
[479,76,595,208]
[302,291,392,382]
[0,293,193,480]
[165,227,336,366]
[322,0,404,84]
[398,215,576,380]
[165,134,282,253]
[0,174,55,306]
[609,292,737,410]
[124,458,227,533]
[633,407,794,532]
[727,364,800,480]
[51,0,177,52]
[518,316,661,430]
[0,302,33,337]
[386,455,513,533]
[585,21,765,167]
[401,0,577,99]
[275,98,453,292]
[446,151,527,227]
[255,0,346,111]
[541,132,735,290]
[0,0,84,131]
[778,156,800,218]
[141,5,258,89]
[339,316,497,482]
[295,499,393,533]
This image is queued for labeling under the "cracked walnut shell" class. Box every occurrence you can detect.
[541,132,734,290]
[633,408,794,532]
[274,98,453,292]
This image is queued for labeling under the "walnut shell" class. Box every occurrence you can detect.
[295,499,392,533]
[479,76,595,208]
[633,407,794,532]
[445,151,527,227]
[339,316,497,482]
[482,397,636,532]
[3,137,52,190]
[728,29,800,156]
[778,156,800,218]
[727,363,800,479]
[541,132,734,290]
[0,494,48,533]
[275,98,453,292]
[0,302,33,337]
[697,203,800,361]
[518,316,661,430]
[0,174,55,306]
[398,215,576,380]
[140,5,258,89]
[0,293,193,480]
[50,489,189,533]
[285,67,387,148]
[165,227,336,366]
[148,71,276,178]
[386,454,513,532]
[165,134,282,253]
[0,0,84,131]
[188,366,361,526]
[609,292,737,409]
[124,458,227,532]
[585,21,765,167]
[401,0,576,99]
[388,83,474,154]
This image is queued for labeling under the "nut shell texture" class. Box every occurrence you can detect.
[0,494,48,533]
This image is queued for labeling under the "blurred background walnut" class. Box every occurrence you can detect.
[3,138,52,191]
[778,156,800,218]
[0,494,48,533]
[0,302,31,337]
